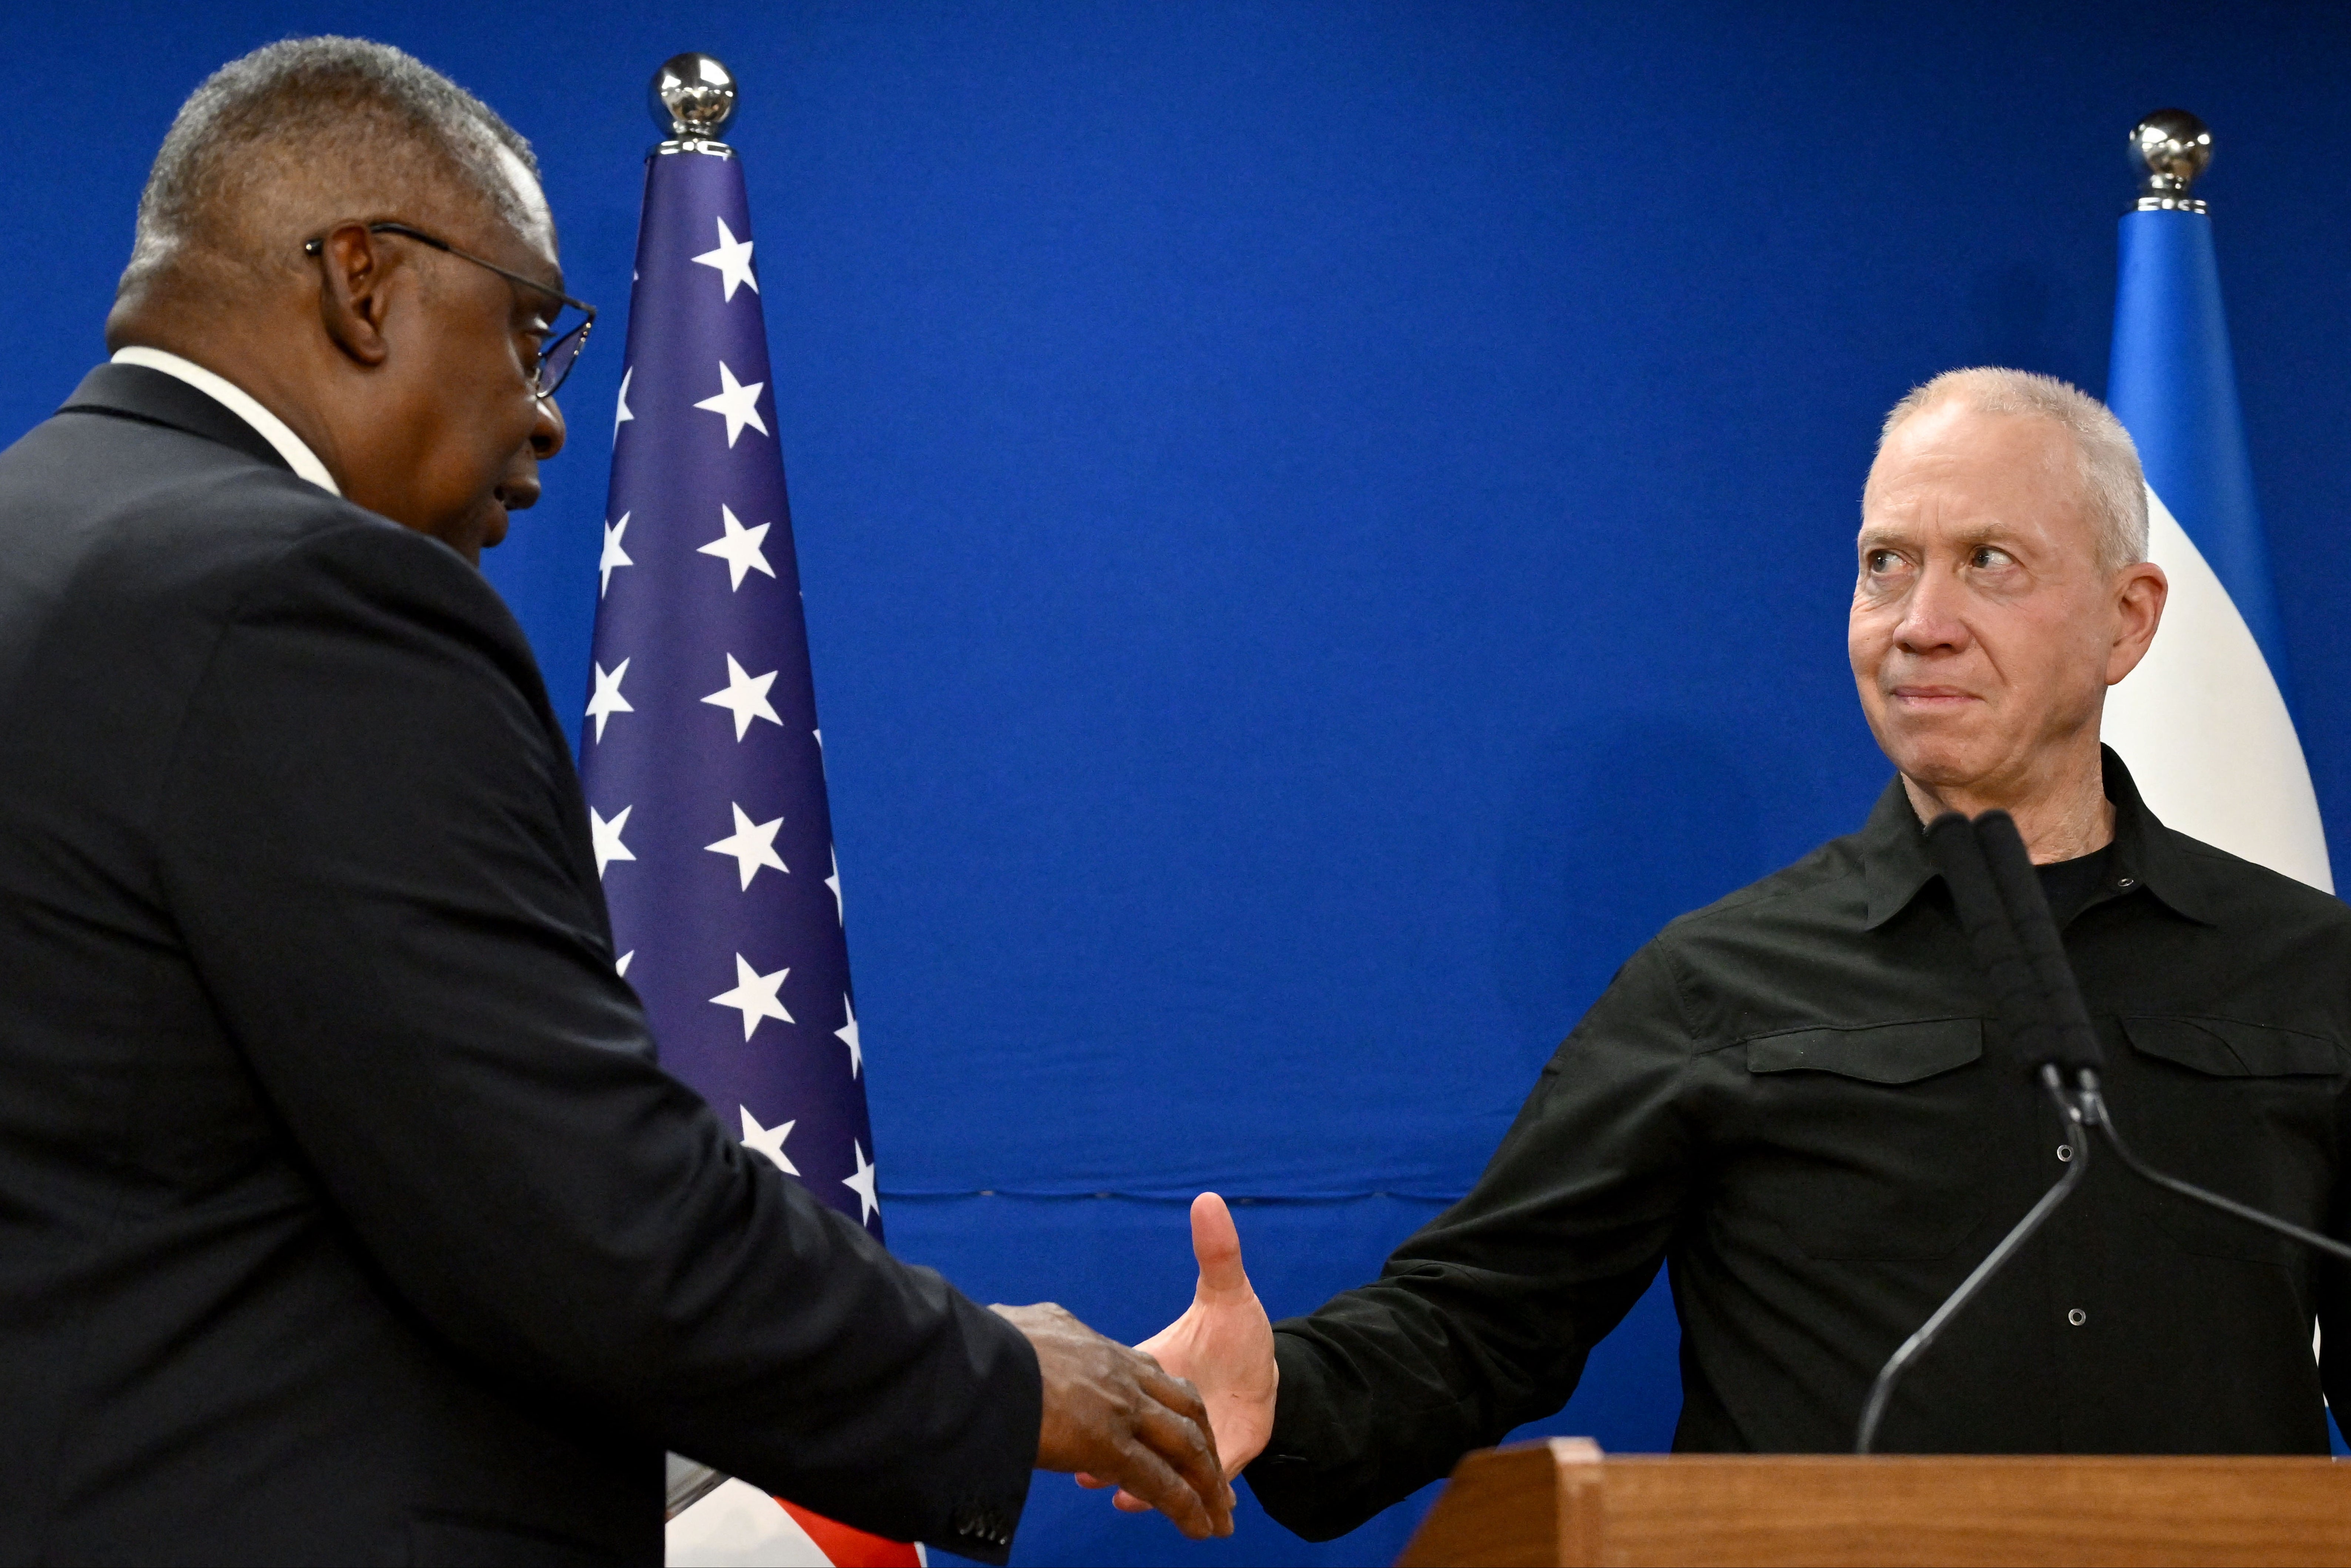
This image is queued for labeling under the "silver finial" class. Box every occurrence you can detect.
[650,53,738,155]
[2130,109,2211,213]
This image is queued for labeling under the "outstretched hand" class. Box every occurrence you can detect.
[1081,1192,1277,1514]
[991,1301,1235,1540]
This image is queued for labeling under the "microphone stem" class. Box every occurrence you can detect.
[1855,1064,2090,1454]
[2077,1071,2351,1266]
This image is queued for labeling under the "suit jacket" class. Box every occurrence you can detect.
[0,365,1039,1567]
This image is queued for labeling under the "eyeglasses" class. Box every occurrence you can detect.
[303,221,596,399]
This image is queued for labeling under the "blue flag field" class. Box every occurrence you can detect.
[582,147,880,1234]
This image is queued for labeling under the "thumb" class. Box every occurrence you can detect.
[1191,1191,1249,1298]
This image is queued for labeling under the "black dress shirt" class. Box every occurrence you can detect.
[1246,749,2351,1541]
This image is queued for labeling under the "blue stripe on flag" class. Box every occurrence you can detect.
[2106,208,2290,692]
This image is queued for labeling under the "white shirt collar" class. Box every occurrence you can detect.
[109,346,341,496]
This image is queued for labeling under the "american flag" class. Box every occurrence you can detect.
[582,133,917,1568]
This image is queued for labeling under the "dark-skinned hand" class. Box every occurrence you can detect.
[990,1302,1235,1540]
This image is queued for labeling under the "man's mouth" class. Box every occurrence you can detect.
[477,503,512,553]
[1889,685,1977,709]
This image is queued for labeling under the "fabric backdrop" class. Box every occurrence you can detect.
[5,4,2349,1563]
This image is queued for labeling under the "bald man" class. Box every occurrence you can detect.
[0,38,1229,1564]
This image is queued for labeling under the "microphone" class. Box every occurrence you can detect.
[1857,808,2351,1455]
[1855,810,2093,1453]
[1962,810,2351,1266]
[1972,810,2103,1076]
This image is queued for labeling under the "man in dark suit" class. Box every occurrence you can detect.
[0,37,1229,1565]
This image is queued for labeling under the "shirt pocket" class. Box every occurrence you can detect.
[2118,1016,2343,1265]
[1741,1018,1987,1262]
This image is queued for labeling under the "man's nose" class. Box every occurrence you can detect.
[1893,567,1970,654]
[531,392,567,461]
[496,397,565,516]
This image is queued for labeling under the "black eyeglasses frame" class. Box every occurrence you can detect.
[302,221,596,399]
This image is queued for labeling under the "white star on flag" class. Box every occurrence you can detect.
[711,953,793,1040]
[585,658,633,742]
[599,513,633,598]
[701,655,782,740]
[826,846,844,925]
[588,804,634,878]
[836,995,862,1077]
[739,1105,799,1175]
[691,216,760,301]
[697,504,776,590]
[613,366,633,440]
[693,361,768,447]
[842,1139,880,1226]
[706,802,788,889]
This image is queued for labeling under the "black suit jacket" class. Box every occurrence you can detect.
[0,365,1039,1566]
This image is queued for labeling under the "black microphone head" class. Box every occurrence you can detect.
[1971,810,2034,892]
[1923,810,1975,873]
[1925,810,2060,1068]
[1924,812,1999,946]
[1971,810,2104,1073]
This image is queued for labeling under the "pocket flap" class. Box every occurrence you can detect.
[1745,1018,1982,1084]
[2121,1017,2343,1078]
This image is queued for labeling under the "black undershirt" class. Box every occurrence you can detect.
[2036,842,2116,927]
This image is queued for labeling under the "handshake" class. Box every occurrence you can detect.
[993,1194,1277,1540]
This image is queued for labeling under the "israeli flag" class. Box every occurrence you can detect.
[2099,202,2331,892]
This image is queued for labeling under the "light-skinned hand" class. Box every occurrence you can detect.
[1078,1192,1277,1515]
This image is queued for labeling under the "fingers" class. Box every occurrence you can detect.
[1133,1382,1241,1542]
[1011,1301,1234,1537]
[1120,1441,1219,1538]
[1076,1472,1156,1512]
[1117,1361,1231,1537]
[1190,1191,1249,1297]
[1137,1357,1211,1433]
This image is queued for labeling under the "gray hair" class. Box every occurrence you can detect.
[1876,367,2150,573]
[121,37,537,296]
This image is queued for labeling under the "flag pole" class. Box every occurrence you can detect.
[640,49,741,1530]
[650,51,740,158]
[2128,108,2211,215]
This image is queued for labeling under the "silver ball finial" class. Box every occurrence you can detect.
[2130,109,2211,213]
[651,53,738,150]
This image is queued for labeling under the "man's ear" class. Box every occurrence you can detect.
[2105,560,2169,686]
[311,223,395,369]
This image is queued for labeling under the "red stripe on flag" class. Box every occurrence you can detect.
[774,1499,921,1567]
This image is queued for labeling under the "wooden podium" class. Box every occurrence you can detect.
[1395,1439,2351,1567]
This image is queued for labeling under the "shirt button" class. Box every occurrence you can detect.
[2068,1307,2088,1326]
[2056,1144,2074,1162]
[2117,876,2136,889]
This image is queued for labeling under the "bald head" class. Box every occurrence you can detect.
[118,37,547,311]
[1873,367,2149,575]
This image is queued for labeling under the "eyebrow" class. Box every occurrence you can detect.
[1856,525,2030,562]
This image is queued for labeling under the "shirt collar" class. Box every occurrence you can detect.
[1859,745,2215,930]
[108,347,340,496]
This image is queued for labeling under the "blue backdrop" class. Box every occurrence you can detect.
[6,4,2351,1564]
